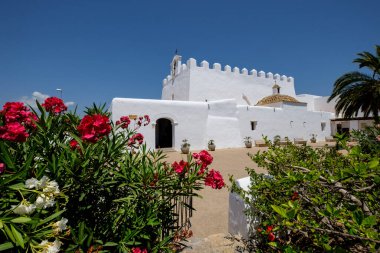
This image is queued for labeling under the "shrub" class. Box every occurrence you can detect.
[0,98,224,252]
[231,132,380,252]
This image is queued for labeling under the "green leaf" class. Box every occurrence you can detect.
[368,159,379,169]
[0,142,15,169]
[286,209,296,219]
[271,205,288,218]
[326,204,333,215]
[10,225,24,249]
[362,216,376,226]
[268,242,278,247]
[352,210,364,225]
[103,242,118,247]
[8,183,25,190]
[3,224,15,243]
[10,217,32,224]
[0,242,14,251]
[37,209,65,226]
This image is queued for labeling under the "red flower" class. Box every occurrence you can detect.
[143,115,150,126]
[172,160,188,174]
[0,122,29,142]
[291,192,299,201]
[204,169,225,189]
[266,225,273,233]
[0,163,5,174]
[1,102,38,128]
[1,102,27,122]
[257,227,263,233]
[69,140,79,150]
[131,247,147,253]
[116,116,131,129]
[136,115,150,127]
[42,97,67,114]
[128,133,144,145]
[193,150,213,174]
[77,114,111,143]
[268,232,275,242]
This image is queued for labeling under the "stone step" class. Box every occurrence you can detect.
[180,233,245,253]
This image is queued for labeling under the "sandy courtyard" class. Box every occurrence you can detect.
[163,147,267,238]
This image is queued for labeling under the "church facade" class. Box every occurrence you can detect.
[111,55,336,150]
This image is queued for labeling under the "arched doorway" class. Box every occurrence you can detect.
[155,118,173,148]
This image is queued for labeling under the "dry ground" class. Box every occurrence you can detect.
[163,147,268,238]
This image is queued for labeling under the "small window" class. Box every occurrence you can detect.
[251,121,257,130]
[321,122,326,131]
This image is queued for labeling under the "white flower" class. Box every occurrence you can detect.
[37,176,49,189]
[43,180,60,195]
[35,194,55,209]
[25,176,60,195]
[53,217,68,234]
[12,201,36,215]
[39,239,62,253]
[25,178,39,189]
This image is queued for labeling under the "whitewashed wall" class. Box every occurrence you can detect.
[296,94,319,111]
[161,63,191,101]
[112,98,209,150]
[162,58,296,105]
[206,99,242,148]
[237,104,334,142]
[314,96,336,113]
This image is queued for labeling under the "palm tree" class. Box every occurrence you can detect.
[328,45,380,123]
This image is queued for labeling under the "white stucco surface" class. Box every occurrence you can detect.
[228,176,252,239]
[162,58,296,105]
[112,56,338,151]
[112,98,209,150]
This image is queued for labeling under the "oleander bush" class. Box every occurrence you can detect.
[0,98,224,253]
[231,131,380,252]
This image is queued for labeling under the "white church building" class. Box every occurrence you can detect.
[111,55,338,150]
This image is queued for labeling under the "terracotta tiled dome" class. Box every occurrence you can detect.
[256,94,302,106]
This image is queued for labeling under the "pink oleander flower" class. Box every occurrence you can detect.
[193,150,213,174]
[77,114,111,143]
[128,133,144,145]
[0,122,29,142]
[1,102,38,128]
[193,150,213,166]
[172,160,188,174]
[0,163,5,174]
[136,115,150,127]
[42,97,67,114]
[131,247,147,253]
[69,140,79,150]
[204,169,225,189]
[116,116,131,129]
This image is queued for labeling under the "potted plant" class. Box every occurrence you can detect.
[310,134,317,143]
[208,139,216,151]
[181,139,190,154]
[244,136,252,148]
[273,135,281,146]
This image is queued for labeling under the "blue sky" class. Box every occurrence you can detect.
[1,0,379,112]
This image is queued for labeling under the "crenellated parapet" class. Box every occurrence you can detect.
[162,57,294,87]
